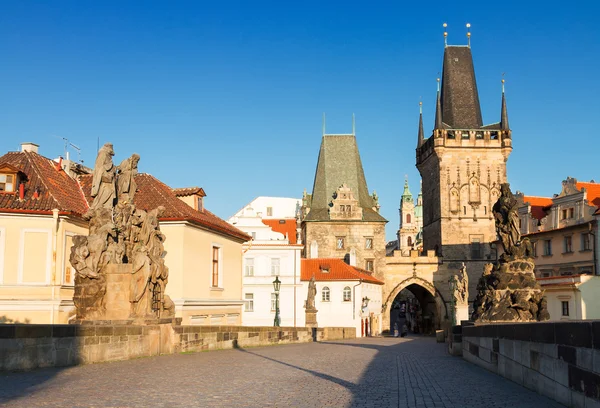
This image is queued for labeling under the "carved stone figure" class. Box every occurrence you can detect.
[116,154,140,203]
[493,183,520,258]
[306,275,317,311]
[91,143,117,210]
[451,263,468,305]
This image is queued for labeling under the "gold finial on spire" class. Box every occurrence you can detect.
[443,23,448,47]
[419,100,423,114]
[501,73,506,93]
[436,76,440,92]
[466,23,471,47]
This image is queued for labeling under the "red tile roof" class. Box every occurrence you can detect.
[522,196,552,221]
[301,258,384,285]
[576,182,600,209]
[79,174,250,242]
[172,187,206,197]
[262,219,297,244]
[0,151,89,216]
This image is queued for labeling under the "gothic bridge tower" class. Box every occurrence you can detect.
[416,40,512,288]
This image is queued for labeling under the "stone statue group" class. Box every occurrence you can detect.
[70,143,174,320]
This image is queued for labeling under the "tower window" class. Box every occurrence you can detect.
[267,206,273,216]
[407,236,413,247]
[336,237,345,250]
[463,206,467,215]
[365,238,373,249]
[406,214,411,223]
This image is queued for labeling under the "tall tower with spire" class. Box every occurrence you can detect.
[397,178,418,255]
[416,29,512,273]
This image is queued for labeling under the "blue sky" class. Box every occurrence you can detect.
[0,1,598,240]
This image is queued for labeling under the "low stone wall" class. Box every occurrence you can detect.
[461,321,600,408]
[0,324,356,371]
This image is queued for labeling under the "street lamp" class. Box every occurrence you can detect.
[273,276,281,327]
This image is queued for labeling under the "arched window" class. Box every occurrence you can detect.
[343,286,351,302]
[322,286,330,302]
[406,214,411,224]
[407,236,413,247]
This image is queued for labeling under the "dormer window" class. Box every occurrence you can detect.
[0,173,15,192]
[196,196,204,212]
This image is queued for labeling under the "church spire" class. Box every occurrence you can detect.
[435,78,442,130]
[417,101,424,147]
[500,78,509,130]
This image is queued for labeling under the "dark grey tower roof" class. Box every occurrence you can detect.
[500,90,509,130]
[417,104,424,148]
[305,135,386,222]
[440,46,483,129]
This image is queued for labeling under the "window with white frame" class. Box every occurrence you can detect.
[271,258,280,276]
[212,246,221,287]
[336,237,345,250]
[322,286,330,302]
[365,237,373,249]
[244,258,254,276]
[365,259,374,272]
[581,233,591,251]
[343,286,351,302]
[271,293,277,311]
[561,301,569,316]
[564,236,573,253]
[0,174,15,192]
[544,240,552,256]
[244,293,254,312]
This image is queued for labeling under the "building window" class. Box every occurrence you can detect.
[365,238,373,249]
[343,286,351,302]
[245,293,254,312]
[581,233,591,251]
[336,237,345,250]
[271,258,280,276]
[561,301,569,316]
[322,287,330,302]
[0,174,15,192]
[340,205,346,212]
[544,240,552,256]
[569,208,574,219]
[365,260,374,272]
[251,232,256,240]
[561,209,567,220]
[197,197,204,212]
[271,293,277,311]
[471,237,482,259]
[407,236,413,247]
[406,214,411,224]
[541,271,551,278]
[564,236,573,253]
[267,206,273,216]
[244,258,254,277]
[532,241,538,257]
[463,206,467,215]
[212,246,220,287]
[562,208,574,220]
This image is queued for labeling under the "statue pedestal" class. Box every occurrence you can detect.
[75,264,134,321]
[305,309,318,328]
[454,304,469,324]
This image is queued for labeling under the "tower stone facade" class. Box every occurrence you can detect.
[416,44,513,290]
[302,134,387,278]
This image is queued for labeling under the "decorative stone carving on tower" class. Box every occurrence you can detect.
[471,183,549,322]
[70,144,175,323]
[329,184,363,220]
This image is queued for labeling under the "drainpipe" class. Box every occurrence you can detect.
[51,208,59,324]
[352,279,362,320]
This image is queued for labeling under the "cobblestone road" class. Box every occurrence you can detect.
[0,336,564,408]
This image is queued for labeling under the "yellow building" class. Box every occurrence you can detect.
[0,143,249,325]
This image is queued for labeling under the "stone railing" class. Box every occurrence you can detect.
[460,321,599,407]
[0,324,356,371]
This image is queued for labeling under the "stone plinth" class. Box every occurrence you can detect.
[454,304,469,324]
[305,309,318,328]
[472,259,549,322]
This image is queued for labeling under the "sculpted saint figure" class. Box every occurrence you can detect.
[306,275,317,310]
[117,154,140,203]
[91,143,117,210]
[492,183,520,256]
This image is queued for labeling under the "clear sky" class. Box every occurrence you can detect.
[0,1,598,240]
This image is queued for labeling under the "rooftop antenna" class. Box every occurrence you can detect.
[322,112,326,136]
[352,113,355,135]
[466,23,471,47]
[70,143,82,163]
[62,137,69,159]
[443,23,448,47]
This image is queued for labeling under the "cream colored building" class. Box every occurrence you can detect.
[0,143,249,325]
[537,275,600,320]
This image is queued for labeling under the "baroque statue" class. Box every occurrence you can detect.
[449,263,468,306]
[471,183,548,323]
[306,275,317,311]
[70,145,175,321]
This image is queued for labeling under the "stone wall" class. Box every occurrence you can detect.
[461,321,600,408]
[0,324,356,371]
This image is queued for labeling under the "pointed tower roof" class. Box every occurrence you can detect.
[417,102,424,147]
[500,80,509,130]
[401,178,413,200]
[435,78,443,129]
[305,135,386,222]
[440,46,483,129]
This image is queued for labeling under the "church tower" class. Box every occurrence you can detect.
[416,39,512,269]
[302,128,387,278]
[397,178,417,255]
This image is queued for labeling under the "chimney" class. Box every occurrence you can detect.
[19,183,24,200]
[21,143,39,153]
[55,157,63,171]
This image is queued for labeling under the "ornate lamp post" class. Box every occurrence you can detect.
[273,276,281,327]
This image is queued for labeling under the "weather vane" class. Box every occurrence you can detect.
[466,23,471,47]
[443,23,448,47]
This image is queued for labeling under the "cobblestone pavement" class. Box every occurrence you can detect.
[0,336,564,408]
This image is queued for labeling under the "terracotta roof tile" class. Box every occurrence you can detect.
[172,187,206,197]
[262,219,297,244]
[79,174,250,242]
[522,196,552,221]
[576,182,600,209]
[301,258,383,285]
[0,151,89,216]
